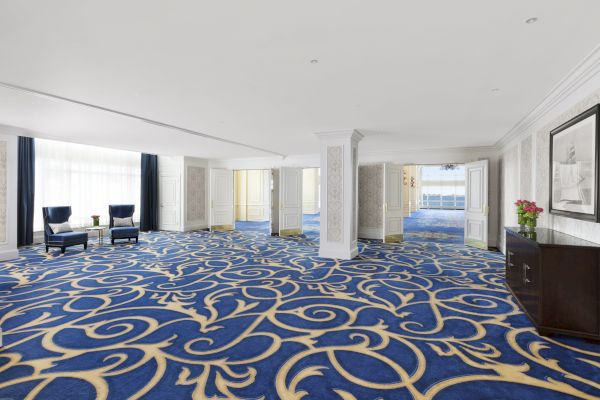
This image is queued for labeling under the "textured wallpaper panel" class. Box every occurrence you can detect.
[358,164,383,229]
[186,166,206,223]
[327,145,343,242]
[519,136,532,200]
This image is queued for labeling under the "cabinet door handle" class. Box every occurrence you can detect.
[507,251,514,267]
[523,263,531,284]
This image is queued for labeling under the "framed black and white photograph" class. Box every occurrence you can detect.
[549,104,600,222]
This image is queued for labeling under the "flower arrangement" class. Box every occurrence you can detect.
[91,215,100,227]
[523,202,544,231]
[514,200,543,232]
[514,200,531,227]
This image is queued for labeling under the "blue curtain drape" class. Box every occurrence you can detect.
[140,153,158,231]
[17,136,35,246]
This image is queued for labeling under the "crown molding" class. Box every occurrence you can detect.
[314,129,364,142]
[495,43,600,151]
[359,145,497,158]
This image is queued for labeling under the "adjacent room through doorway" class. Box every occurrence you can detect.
[233,169,272,234]
[232,168,320,237]
[302,167,320,238]
[403,164,465,244]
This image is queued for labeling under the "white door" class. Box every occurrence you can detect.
[159,173,181,231]
[279,167,303,236]
[210,168,234,231]
[384,163,404,243]
[464,159,489,249]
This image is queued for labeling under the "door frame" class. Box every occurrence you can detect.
[464,159,489,249]
[279,167,303,236]
[384,163,404,243]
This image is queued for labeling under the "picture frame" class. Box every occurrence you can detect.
[549,104,600,222]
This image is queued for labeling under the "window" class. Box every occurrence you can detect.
[34,139,141,231]
[420,165,465,209]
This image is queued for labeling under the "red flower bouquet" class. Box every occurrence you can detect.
[514,200,531,226]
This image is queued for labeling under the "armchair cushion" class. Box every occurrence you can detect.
[109,205,136,228]
[113,216,134,227]
[110,226,139,238]
[47,231,88,246]
[49,222,73,234]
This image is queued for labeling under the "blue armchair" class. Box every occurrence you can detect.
[109,204,139,244]
[42,206,88,253]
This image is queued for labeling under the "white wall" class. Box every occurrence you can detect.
[235,169,271,222]
[497,52,600,251]
[0,131,17,260]
[302,168,319,214]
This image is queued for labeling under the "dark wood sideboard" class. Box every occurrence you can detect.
[505,227,600,340]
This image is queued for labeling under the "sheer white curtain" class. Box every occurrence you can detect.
[34,139,141,231]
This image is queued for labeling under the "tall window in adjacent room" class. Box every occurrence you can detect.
[420,165,465,209]
[33,139,141,231]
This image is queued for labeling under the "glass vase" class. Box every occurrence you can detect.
[517,213,526,232]
[93,218,100,227]
[526,218,537,232]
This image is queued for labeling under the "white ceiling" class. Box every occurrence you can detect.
[1,0,599,158]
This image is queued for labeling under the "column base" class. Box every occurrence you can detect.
[318,244,359,260]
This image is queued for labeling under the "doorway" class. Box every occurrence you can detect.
[233,169,272,234]
[302,168,320,238]
[403,164,465,244]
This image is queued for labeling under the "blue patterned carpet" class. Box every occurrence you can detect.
[404,209,464,244]
[1,230,599,399]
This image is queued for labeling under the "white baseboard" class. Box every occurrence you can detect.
[319,244,359,260]
[358,227,383,240]
[0,248,19,261]
[183,223,209,232]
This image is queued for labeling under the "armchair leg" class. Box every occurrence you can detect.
[135,237,138,243]
[84,243,88,250]
[46,245,49,252]
[111,239,115,245]
[61,247,66,254]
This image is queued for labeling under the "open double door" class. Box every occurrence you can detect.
[382,164,404,243]
[271,167,303,236]
[369,161,489,249]
[209,167,304,235]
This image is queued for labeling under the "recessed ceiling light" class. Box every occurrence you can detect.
[491,88,500,92]
[310,59,319,64]
[525,17,538,24]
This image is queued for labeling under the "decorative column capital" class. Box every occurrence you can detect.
[314,129,364,143]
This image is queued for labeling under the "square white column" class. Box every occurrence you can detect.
[315,130,363,259]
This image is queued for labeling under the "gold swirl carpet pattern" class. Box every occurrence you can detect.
[0,231,599,399]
